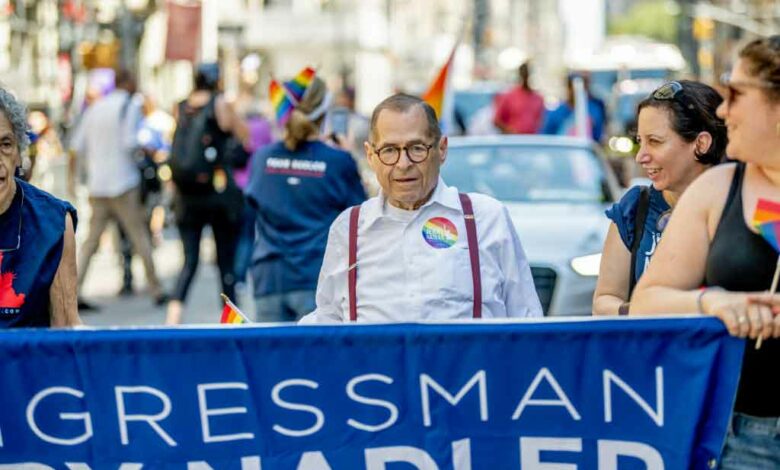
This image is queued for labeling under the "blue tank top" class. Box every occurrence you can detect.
[605,185,671,283]
[0,179,77,327]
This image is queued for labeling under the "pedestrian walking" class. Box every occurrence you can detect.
[69,70,166,309]
[245,70,366,322]
[165,63,247,325]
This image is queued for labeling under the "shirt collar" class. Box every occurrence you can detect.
[360,177,462,228]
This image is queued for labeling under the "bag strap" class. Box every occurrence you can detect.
[628,186,651,298]
[459,193,482,319]
[348,205,360,322]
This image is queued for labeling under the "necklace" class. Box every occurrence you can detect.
[0,183,23,252]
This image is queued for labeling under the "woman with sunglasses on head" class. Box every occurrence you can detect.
[593,80,727,316]
[631,37,780,468]
[0,87,81,327]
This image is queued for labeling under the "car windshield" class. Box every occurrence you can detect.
[442,144,611,203]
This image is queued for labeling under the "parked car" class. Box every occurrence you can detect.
[441,135,623,315]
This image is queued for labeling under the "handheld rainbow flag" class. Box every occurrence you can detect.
[751,198,780,350]
[753,198,780,227]
[758,220,780,253]
[422,48,456,120]
[284,66,316,103]
[220,294,250,325]
[269,79,295,126]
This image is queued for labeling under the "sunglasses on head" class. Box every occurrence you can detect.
[651,81,696,112]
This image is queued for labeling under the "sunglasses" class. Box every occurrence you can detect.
[719,72,778,106]
[651,81,697,113]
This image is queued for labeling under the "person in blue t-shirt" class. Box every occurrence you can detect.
[245,74,366,322]
[593,80,727,316]
[0,87,81,327]
[540,73,607,142]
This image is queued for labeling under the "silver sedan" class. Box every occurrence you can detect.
[442,135,623,315]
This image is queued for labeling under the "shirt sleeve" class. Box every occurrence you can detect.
[298,212,350,324]
[604,185,642,250]
[497,205,543,317]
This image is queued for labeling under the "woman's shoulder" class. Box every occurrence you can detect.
[683,162,738,202]
[605,185,650,248]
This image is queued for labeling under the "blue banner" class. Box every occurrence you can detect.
[0,317,743,469]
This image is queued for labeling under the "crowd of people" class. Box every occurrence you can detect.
[0,35,779,468]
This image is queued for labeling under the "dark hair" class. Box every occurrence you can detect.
[369,94,441,143]
[194,63,220,91]
[739,35,780,102]
[637,80,727,165]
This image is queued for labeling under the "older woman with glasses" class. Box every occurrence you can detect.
[593,80,727,316]
[0,88,80,327]
[631,36,780,468]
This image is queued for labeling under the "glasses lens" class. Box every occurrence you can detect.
[408,144,429,161]
[378,146,399,165]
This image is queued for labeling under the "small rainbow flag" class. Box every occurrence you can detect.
[284,67,316,103]
[422,49,455,119]
[758,221,780,252]
[752,198,780,227]
[269,79,295,126]
[220,294,250,325]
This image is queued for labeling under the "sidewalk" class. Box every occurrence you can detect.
[78,227,256,327]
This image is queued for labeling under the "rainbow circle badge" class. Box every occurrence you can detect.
[422,217,458,249]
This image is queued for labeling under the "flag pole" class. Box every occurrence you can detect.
[220,293,251,323]
[756,255,779,350]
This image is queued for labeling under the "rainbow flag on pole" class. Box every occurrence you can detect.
[284,66,316,103]
[269,79,295,126]
[753,198,780,227]
[220,294,250,325]
[752,199,780,252]
[422,49,456,120]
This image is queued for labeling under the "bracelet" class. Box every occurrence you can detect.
[696,287,725,313]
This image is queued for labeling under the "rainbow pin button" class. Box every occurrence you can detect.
[422,217,458,249]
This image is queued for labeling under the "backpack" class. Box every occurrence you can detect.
[169,95,228,195]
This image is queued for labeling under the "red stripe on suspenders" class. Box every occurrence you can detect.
[348,205,360,322]
[459,193,482,319]
[346,194,482,321]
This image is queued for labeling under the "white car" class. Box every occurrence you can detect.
[442,135,623,315]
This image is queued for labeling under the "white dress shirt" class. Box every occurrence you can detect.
[69,90,142,197]
[300,179,542,323]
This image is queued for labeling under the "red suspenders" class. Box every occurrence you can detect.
[347,193,482,321]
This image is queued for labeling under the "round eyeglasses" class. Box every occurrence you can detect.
[370,142,436,166]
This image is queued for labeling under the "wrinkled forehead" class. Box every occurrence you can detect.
[372,107,432,145]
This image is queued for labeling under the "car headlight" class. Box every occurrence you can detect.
[570,253,602,277]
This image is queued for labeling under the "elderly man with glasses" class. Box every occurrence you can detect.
[300,94,542,323]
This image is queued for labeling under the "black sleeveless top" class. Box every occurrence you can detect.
[706,162,778,417]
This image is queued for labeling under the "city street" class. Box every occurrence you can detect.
[78,228,256,327]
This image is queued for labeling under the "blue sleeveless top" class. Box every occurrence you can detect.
[604,185,671,283]
[0,179,77,327]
